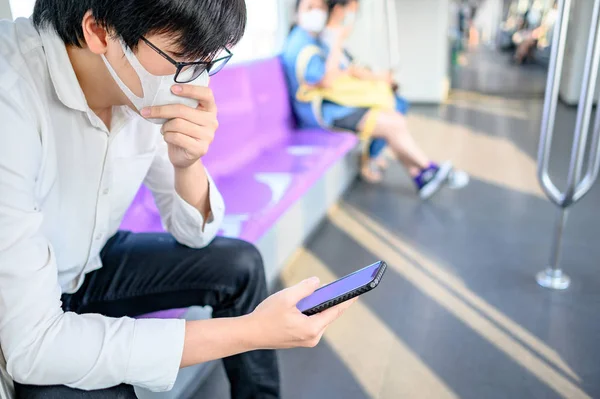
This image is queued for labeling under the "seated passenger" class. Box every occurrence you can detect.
[0,1,353,398]
[514,2,557,64]
[282,0,456,198]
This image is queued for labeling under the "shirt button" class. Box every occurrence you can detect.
[95,234,102,241]
[102,188,110,195]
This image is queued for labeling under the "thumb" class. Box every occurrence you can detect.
[285,277,320,304]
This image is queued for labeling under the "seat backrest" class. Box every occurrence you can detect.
[245,58,294,146]
[203,57,294,178]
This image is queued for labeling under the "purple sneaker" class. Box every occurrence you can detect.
[414,161,453,199]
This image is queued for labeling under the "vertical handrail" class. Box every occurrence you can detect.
[385,0,400,70]
[573,1,600,203]
[563,0,600,206]
[536,0,572,207]
[536,0,600,290]
[574,102,600,202]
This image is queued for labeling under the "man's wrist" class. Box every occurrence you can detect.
[181,315,261,368]
[173,158,203,173]
[238,314,265,351]
[173,159,211,218]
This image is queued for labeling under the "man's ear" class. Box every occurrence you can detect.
[81,10,109,55]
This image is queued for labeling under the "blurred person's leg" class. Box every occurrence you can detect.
[333,109,386,183]
[334,95,412,183]
[514,36,536,64]
[357,110,452,199]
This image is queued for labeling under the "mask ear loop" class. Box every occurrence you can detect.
[101,40,150,110]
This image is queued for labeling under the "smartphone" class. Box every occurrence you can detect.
[296,261,387,316]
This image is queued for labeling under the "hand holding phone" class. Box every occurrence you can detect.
[248,277,356,350]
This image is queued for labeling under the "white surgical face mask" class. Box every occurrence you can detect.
[101,40,209,125]
[343,11,357,27]
[298,9,328,33]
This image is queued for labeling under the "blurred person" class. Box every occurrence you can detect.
[282,0,459,199]
[0,1,356,398]
[514,2,558,64]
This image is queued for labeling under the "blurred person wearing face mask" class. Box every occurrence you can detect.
[282,0,465,198]
[0,1,360,398]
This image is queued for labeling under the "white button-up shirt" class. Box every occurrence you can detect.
[0,18,225,392]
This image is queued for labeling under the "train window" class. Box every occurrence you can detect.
[230,0,286,64]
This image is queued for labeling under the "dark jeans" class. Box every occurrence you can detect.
[14,232,280,399]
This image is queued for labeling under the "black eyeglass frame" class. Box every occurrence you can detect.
[140,37,233,83]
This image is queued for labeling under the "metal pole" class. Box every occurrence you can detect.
[385,0,400,70]
[563,0,600,206]
[573,3,600,203]
[535,0,600,290]
[536,209,571,289]
[537,0,572,206]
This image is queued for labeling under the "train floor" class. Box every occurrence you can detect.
[196,48,600,399]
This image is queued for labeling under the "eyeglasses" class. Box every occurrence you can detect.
[140,37,233,83]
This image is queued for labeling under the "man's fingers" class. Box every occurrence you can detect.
[281,277,320,306]
[310,297,357,329]
[143,103,197,122]
[162,118,215,142]
[142,104,218,128]
[162,132,208,158]
[171,85,217,112]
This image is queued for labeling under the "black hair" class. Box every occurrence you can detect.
[295,0,356,11]
[33,0,247,60]
[326,0,354,13]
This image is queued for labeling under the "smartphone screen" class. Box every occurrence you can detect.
[296,262,383,313]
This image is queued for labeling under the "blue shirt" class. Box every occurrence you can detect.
[280,26,357,129]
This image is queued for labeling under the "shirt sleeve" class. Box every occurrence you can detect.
[304,53,327,85]
[0,90,185,391]
[143,138,225,249]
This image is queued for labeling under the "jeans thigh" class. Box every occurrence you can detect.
[14,382,136,399]
[64,232,267,318]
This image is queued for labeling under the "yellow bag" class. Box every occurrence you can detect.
[295,45,396,128]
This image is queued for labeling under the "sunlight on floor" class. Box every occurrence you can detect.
[444,90,533,120]
[320,203,589,399]
[407,113,545,199]
[282,249,459,399]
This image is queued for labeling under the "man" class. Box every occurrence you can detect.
[0,1,353,398]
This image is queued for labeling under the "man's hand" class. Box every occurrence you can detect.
[247,278,357,349]
[141,85,218,169]
[180,278,357,368]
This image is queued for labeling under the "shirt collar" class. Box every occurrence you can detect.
[39,28,136,133]
[39,28,90,113]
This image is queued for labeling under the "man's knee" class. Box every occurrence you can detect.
[209,238,266,284]
[230,239,265,279]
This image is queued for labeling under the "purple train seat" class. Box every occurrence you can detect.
[121,57,357,244]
